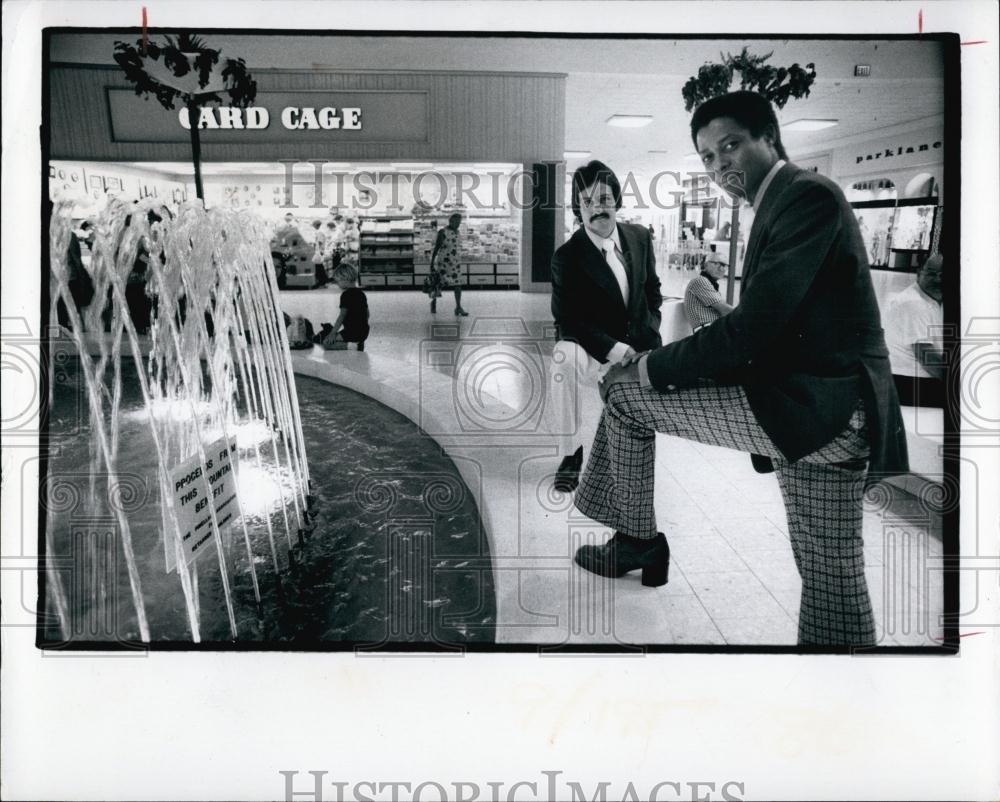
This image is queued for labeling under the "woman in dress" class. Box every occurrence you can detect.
[427,213,468,315]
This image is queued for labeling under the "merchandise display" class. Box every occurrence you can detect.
[50,160,523,291]
[412,215,522,289]
[49,160,188,213]
[359,218,415,286]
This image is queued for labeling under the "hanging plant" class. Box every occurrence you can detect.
[682,47,816,111]
[113,32,257,110]
[113,33,257,201]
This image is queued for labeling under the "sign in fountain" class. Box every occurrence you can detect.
[46,198,310,643]
[171,436,239,568]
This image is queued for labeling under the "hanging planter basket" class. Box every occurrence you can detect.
[113,34,257,200]
[113,33,257,110]
[681,47,816,112]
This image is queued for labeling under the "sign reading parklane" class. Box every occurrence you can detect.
[170,436,239,567]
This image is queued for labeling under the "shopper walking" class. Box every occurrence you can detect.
[427,213,468,315]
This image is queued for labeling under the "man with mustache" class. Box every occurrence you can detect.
[573,92,908,646]
[549,160,664,493]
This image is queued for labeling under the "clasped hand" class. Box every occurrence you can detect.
[598,348,648,403]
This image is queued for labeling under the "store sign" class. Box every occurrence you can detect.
[108,89,427,143]
[168,436,239,568]
[178,105,362,131]
[855,138,942,164]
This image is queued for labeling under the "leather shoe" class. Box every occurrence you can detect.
[574,531,670,587]
[554,447,583,493]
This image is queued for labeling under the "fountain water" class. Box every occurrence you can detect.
[46,198,310,643]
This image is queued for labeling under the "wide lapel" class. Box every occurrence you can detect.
[617,223,642,317]
[741,163,799,284]
[578,227,627,310]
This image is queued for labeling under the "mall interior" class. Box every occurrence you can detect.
[43,32,951,647]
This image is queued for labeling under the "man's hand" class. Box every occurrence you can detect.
[619,349,648,367]
[599,361,640,403]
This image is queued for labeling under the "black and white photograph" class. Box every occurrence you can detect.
[2,2,998,801]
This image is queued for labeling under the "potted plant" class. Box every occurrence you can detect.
[113,33,257,199]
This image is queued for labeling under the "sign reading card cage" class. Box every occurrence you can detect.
[168,436,239,568]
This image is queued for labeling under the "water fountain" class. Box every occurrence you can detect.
[46,198,310,643]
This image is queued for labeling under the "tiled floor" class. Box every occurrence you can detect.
[282,284,945,647]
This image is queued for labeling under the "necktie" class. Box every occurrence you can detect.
[604,242,630,307]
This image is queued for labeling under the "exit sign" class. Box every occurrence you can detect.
[855,65,872,77]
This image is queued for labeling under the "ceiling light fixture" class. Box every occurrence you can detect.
[782,119,839,132]
[563,150,591,159]
[606,115,653,128]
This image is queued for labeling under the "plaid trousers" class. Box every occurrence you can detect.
[574,381,875,646]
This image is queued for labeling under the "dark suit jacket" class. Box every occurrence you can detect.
[551,222,664,362]
[646,164,908,480]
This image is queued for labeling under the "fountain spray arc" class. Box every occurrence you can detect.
[47,198,310,643]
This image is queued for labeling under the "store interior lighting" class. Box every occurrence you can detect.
[782,118,839,131]
[606,115,653,128]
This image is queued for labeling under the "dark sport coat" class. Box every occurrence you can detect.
[645,163,908,480]
[551,222,664,362]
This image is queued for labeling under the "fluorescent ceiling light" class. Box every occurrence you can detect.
[607,115,653,128]
[563,150,591,159]
[683,152,703,162]
[782,119,839,132]
[472,163,517,171]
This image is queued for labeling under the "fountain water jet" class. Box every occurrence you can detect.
[47,198,310,643]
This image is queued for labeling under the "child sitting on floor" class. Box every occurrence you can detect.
[318,262,369,351]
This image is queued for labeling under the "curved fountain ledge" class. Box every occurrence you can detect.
[291,346,569,646]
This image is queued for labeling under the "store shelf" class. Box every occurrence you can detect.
[360,216,416,287]
[355,213,521,290]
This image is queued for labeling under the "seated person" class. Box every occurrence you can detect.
[885,254,944,407]
[683,253,733,331]
[317,262,369,351]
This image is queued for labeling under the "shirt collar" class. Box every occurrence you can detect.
[584,223,622,254]
[752,159,787,212]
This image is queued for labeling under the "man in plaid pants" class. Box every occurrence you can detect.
[574,92,909,646]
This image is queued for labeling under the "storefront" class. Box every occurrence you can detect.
[797,119,946,308]
[654,116,947,308]
[48,63,568,292]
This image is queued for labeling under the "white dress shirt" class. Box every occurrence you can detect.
[752,159,787,211]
